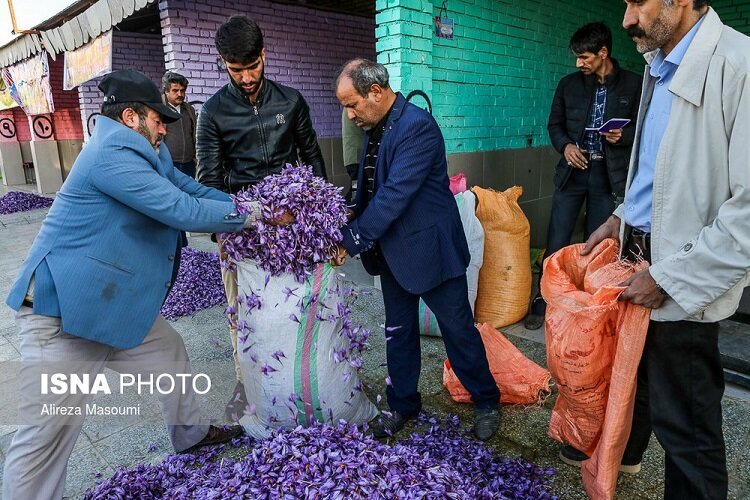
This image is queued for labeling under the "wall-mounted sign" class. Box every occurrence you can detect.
[87,112,100,137]
[1,52,55,116]
[0,78,18,111]
[64,30,113,90]
[32,115,54,140]
[434,16,454,39]
[434,2,454,39]
[0,117,16,139]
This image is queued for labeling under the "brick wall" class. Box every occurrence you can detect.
[78,32,166,138]
[376,0,643,154]
[0,56,83,142]
[159,0,376,137]
[48,56,83,140]
[0,109,29,142]
[713,0,750,33]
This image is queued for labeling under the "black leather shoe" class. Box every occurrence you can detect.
[225,380,248,422]
[524,295,546,330]
[559,445,590,467]
[559,445,641,474]
[369,411,415,438]
[473,408,500,441]
[523,313,544,330]
[183,425,243,453]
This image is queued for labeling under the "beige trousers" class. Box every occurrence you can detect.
[2,309,209,500]
[218,241,243,382]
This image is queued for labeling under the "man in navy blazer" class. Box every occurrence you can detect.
[2,70,263,500]
[334,59,500,440]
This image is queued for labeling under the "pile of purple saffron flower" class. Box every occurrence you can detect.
[85,415,556,499]
[161,247,225,320]
[219,163,348,282]
[0,191,53,214]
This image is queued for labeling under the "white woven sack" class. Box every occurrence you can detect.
[236,260,377,438]
[419,190,485,336]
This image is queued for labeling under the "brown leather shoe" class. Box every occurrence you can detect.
[182,425,243,454]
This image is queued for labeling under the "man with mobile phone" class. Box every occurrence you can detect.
[524,22,641,331]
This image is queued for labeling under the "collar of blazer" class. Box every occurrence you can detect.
[385,91,406,132]
[365,91,406,146]
[95,116,173,177]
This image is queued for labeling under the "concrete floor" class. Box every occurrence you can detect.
[0,184,748,499]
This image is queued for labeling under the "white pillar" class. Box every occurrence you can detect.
[0,114,25,185]
[28,114,63,193]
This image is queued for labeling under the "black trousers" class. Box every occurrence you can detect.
[622,231,728,499]
[546,160,615,262]
[378,258,500,414]
[531,161,614,314]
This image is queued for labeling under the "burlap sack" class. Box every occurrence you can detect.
[473,186,531,327]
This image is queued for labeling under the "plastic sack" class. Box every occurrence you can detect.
[542,239,650,500]
[449,172,468,194]
[443,323,552,404]
[420,190,484,337]
[236,260,377,439]
[473,186,531,327]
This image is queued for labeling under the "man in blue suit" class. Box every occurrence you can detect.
[2,70,264,500]
[334,59,500,440]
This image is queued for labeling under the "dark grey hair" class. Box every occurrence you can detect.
[336,58,390,97]
[101,102,149,122]
[162,71,189,93]
[662,0,709,8]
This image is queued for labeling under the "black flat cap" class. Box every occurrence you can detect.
[98,69,181,123]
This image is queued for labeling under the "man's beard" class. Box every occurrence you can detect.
[237,67,264,96]
[137,121,162,152]
[627,13,676,53]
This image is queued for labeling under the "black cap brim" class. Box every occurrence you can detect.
[147,102,182,123]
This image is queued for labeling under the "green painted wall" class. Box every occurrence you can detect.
[713,0,750,32]
[375,1,750,154]
[376,0,644,153]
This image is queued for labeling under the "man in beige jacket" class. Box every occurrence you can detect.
[581,2,750,498]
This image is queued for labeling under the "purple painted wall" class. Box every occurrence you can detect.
[159,0,376,138]
[78,32,166,138]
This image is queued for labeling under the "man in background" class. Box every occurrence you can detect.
[525,22,641,330]
[162,71,198,178]
[342,107,364,203]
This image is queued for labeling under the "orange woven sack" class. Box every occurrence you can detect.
[443,323,551,404]
[542,239,650,500]
[473,186,531,327]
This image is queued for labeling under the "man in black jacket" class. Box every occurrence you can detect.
[525,22,641,331]
[196,15,326,420]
